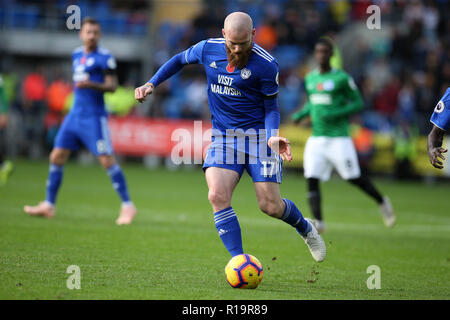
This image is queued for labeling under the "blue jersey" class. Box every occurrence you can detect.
[71,46,117,116]
[430,87,450,131]
[54,46,116,155]
[148,38,282,183]
[182,38,279,131]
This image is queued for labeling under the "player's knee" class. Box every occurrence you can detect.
[259,199,282,218]
[208,189,230,209]
[49,150,68,165]
[99,156,115,169]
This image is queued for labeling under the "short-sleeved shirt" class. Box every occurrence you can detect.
[430,87,450,131]
[181,38,279,132]
[304,68,363,137]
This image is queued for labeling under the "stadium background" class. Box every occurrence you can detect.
[0,0,449,178]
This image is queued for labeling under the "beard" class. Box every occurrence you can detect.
[226,43,253,69]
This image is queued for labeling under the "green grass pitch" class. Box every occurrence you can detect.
[0,160,449,299]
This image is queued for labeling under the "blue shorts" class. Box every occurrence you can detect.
[54,113,113,156]
[202,129,282,183]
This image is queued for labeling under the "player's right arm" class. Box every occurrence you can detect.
[428,89,450,169]
[291,80,311,124]
[291,101,312,124]
[135,40,207,103]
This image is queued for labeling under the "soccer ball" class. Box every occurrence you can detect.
[225,254,263,289]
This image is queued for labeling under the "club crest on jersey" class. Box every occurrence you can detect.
[434,100,444,113]
[240,68,251,80]
[86,57,95,67]
[323,80,335,91]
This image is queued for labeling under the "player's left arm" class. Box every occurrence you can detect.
[261,64,292,161]
[322,75,364,120]
[265,98,292,162]
[266,103,292,162]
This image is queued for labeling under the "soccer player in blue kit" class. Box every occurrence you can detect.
[428,87,450,169]
[24,18,137,225]
[135,12,326,262]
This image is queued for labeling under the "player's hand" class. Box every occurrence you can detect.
[75,80,96,89]
[0,114,7,129]
[428,147,447,169]
[268,136,292,162]
[135,83,154,103]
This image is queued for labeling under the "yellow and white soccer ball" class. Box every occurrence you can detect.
[225,254,263,289]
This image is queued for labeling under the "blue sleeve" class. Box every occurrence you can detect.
[102,53,117,73]
[430,88,450,131]
[148,40,206,87]
[182,40,206,64]
[104,54,117,71]
[260,62,280,142]
[260,62,279,97]
[264,98,280,142]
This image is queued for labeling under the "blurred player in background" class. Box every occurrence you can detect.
[428,87,449,169]
[24,17,137,225]
[292,38,395,233]
[135,12,326,262]
[0,74,13,185]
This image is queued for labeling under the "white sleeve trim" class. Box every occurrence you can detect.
[430,119,446,131]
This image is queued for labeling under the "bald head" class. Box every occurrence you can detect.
[223,12,253,37]
[222,12,255,69]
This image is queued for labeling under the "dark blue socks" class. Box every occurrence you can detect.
[46,164,64,205]
[281,198,311,237]
[214,207,243,257]
[107,164,131,204]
